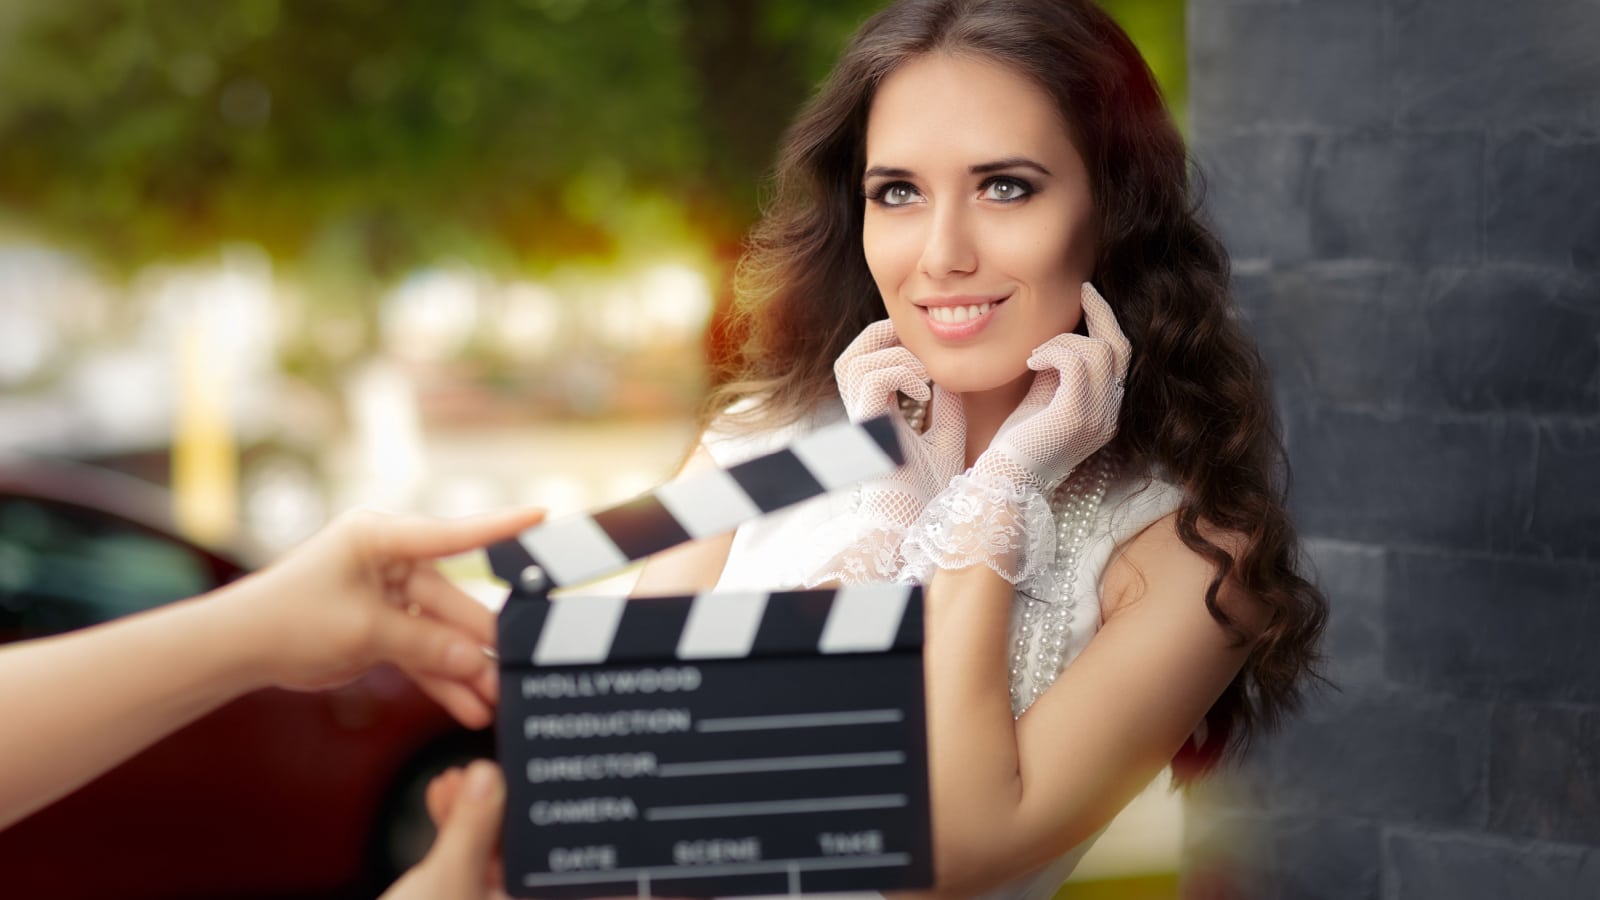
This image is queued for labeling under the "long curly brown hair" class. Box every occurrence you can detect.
[703,0,1326,782]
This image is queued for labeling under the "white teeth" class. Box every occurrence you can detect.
[928,302,993,324]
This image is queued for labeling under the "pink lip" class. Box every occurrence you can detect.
[914,294,1007,340]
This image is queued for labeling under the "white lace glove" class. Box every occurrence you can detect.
[800,320,966,586]
[902,283,1130,589]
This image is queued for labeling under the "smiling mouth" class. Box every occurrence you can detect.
[919,296,1007,325]
[926,301,994,324]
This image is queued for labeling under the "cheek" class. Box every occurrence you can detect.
[1010,225,1091,319]
[862,218,918,297]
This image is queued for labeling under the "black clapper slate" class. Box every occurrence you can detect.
[486,415,935,898]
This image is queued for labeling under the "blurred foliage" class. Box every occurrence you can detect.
[0,0,1185,285]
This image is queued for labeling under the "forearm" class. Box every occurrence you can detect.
[0,588,269,830]
[919,565,1031,892]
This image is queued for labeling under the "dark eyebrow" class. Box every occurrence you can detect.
[970,157,1052,176]
[862,158,1053,181]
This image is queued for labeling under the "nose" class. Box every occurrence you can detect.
[917,203,978,278]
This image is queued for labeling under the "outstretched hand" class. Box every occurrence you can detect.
[222,506,544,728]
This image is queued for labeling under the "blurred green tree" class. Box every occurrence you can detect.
[0,0,1185,289]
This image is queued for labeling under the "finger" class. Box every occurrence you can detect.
[1079,282,1131,375]
[841,318,901,357]
[839,355,928,418]
[893,364,932,402]
[426,760,504,884]
[372,607,494,682]
[426,767,466,828]
[414,673,495,729]
[840,346,924,389]
[371,508,548,563]
[472,661,499,707]
[404,566,497,648]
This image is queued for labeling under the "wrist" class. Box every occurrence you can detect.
[901,472,1056,587]
[197,573,292,694]
[970,449,1051,497]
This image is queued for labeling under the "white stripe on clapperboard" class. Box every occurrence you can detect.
[820,583,912,653]
[657,468,761,540]
[531,594,626,665]
[519,514,627,588]
[677,590,768,658]
[789,421,897,490]
[526,583,913,665]
[515,416,896,587]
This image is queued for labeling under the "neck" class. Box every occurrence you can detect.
[958,371,1034,468]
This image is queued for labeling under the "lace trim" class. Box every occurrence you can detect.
[795,515,908,587]
[900,470,1057,587]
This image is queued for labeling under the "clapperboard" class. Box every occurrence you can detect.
[486,415,933,898]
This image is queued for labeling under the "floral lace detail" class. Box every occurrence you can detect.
[900,470,1057,587]
[796,516,909,587]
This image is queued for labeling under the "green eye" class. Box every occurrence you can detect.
[981,176,1034,202]
[885,184,917,205]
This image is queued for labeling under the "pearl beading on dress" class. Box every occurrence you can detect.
[1009,452,1114,717]
[897,390,928,432]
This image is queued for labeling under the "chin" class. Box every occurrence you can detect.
[924,359,1030,397]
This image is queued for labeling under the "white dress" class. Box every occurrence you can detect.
[701,401,1186,900]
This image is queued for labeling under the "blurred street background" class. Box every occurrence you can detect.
[0,1,1188,898]
[0,0,1181,556]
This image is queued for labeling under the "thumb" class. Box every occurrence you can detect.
[425,760,504,884]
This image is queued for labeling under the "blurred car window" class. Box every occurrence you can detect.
[0,497,215,636]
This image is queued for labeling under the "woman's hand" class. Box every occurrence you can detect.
[223,506,545,728]
[976,282,1130,491]
[806,320,966,584]
[381,760,512,900]
[835,318,932,420]
[900,284,1128,588]
[836,319,967,503]
[0,505,543,833]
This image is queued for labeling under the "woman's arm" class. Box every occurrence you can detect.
[0,507,542,832]
[900,512,1260,898]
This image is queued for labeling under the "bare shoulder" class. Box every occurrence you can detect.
[1100,511,1267,639]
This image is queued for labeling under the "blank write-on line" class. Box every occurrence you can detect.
[521,853,914,888]
[656,750,906,777]
[694,708,905,732]
[643,793,909,821]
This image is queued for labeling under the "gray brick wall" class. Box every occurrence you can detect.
[1183,1,1600,897]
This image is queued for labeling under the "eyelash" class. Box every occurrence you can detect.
[862,175,1038,206]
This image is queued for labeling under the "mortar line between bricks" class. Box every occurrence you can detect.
[1309,539,1595,569]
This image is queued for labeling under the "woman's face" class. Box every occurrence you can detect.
[861,52,1097,398]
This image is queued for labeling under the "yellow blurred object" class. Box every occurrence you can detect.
[172,320,239,545]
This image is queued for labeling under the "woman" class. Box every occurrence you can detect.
[638,0,1327,897]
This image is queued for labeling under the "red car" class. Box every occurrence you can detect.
[0,457,492,899]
